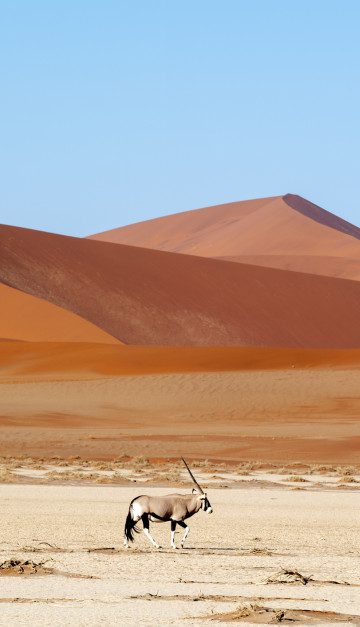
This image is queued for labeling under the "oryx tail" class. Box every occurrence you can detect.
[124,497,142,543]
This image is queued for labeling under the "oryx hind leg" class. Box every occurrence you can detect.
[177,520,189,547]
[142,514,161,549]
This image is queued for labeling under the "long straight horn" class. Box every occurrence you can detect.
[182,458,204,494]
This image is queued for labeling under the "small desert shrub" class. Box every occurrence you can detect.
[337,466,357,476]
[22,458,35,465]
[5,461,21,468]
[194,459,210,468]
[94,463,112,470]
[164,468,181,482]
[233,602,262,617]
[338,476,358,483]
[259,568,312,585]
[311,464,335,473]
[238,460,263,471]
[236,464,251,474]
[132,456,150,467]
[277,467,291,475]
[45,470,80,481]
[0,468,16,483]
[284,476,308,482]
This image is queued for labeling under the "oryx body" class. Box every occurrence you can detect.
[124,459,212,549]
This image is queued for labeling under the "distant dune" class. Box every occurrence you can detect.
[1,223,360,347]
[89,194,360,280]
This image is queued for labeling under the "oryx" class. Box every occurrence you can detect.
[124,458,212,549]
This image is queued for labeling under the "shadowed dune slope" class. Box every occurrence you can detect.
[1,342,360,378]
[89,194,360,280]
[217,254,360,281]
[283,193,360,239]
[0,283,120,343]
[2,223,360,347]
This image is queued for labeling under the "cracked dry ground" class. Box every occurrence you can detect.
[0,484,359,626]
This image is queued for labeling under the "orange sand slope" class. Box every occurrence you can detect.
[1,343,360,464]
[0,284,120,343]
[89,194,360,280]
[2,223,360,347]
[1,342,360,378]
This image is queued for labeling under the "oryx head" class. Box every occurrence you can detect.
[182,458,213,514]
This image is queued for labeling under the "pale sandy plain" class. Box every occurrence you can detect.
[1,479,360,626]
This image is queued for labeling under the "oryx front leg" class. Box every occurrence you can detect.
[142,514,161,549]
[177,520,189,547]
[170,520,177,549]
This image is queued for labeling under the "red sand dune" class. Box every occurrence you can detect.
[1,223,360,347]
[0,283,120,343]
[1,342,360,378]
[89,194,360,280]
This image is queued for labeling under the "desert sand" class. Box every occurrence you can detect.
[0,342,359,464]
[0,478,359,625]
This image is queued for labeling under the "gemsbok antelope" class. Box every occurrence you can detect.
[124,458,212,549]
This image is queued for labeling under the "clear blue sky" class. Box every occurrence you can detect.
[1,0,359,236]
